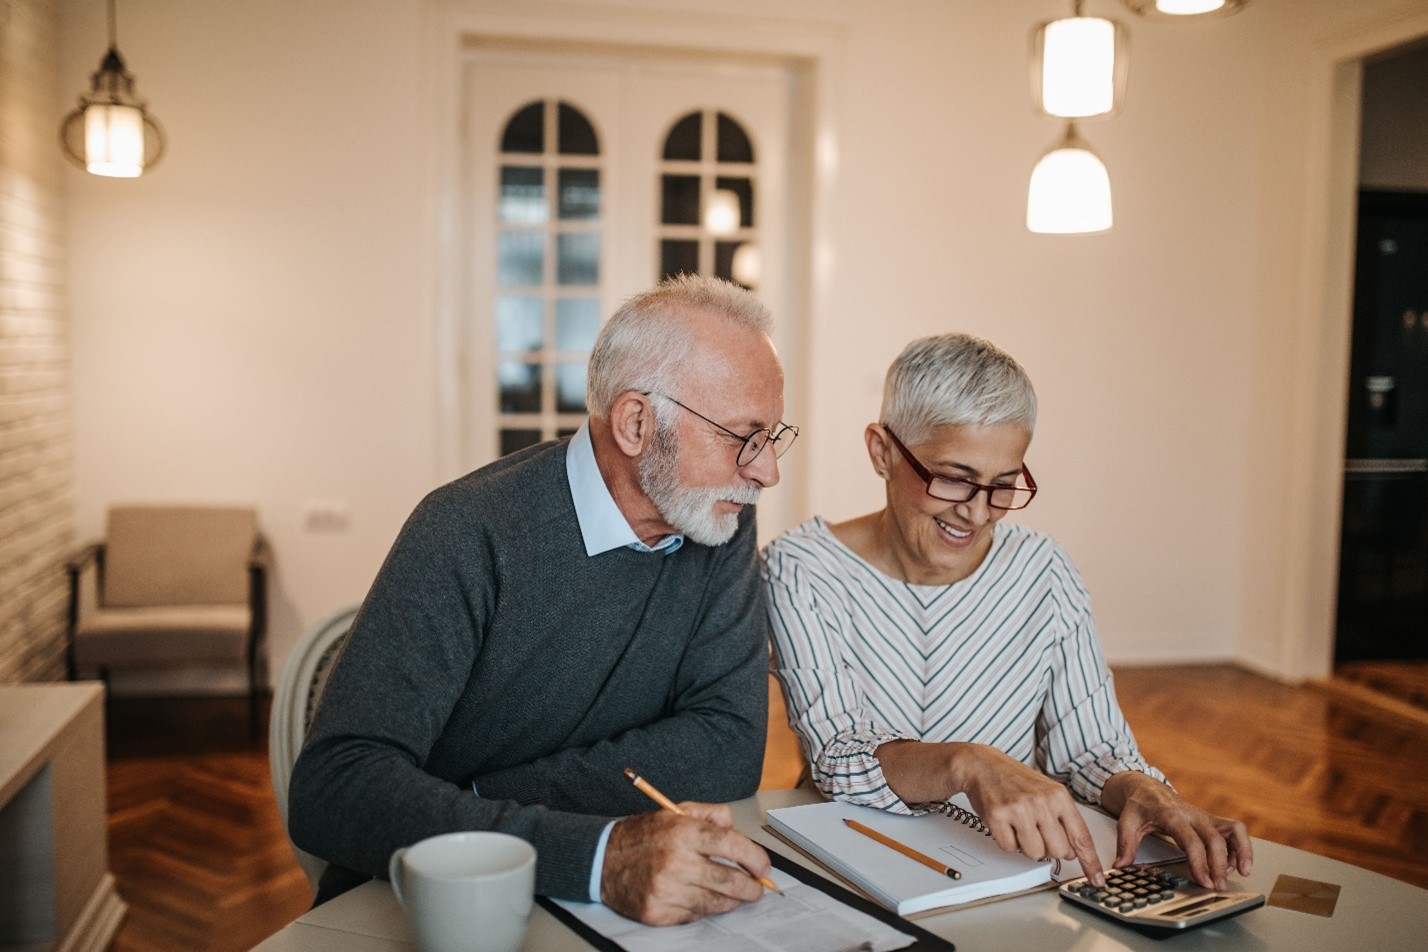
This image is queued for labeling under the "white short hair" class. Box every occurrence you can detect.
[880,333,1037,443]
[586,275,773,418]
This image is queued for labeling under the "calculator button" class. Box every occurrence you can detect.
[1119,903,1136,912]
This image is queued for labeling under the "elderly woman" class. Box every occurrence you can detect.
[764,333,1252,891]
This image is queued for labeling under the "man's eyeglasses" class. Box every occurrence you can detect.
[645,392,799,468]
[884,426,1037,511]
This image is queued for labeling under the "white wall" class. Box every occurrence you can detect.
[57,0,1428,688]
[793,1,1265,663]
[61,0,437,689]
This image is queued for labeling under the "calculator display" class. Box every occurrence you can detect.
[1163,895,1229,918]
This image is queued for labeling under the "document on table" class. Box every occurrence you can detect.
[550,867,917,952]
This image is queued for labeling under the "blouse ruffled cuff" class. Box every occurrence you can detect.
[812,731,921,814]
[1069,753,1170,805]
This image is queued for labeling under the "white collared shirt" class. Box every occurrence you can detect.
[566,421,683,556]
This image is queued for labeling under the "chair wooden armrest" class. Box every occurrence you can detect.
[66,542,103,680]
[249,535,274,572]
[67,542,103,575]
[246,534,273,736]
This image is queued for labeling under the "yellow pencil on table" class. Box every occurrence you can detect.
[622,767,782,894]
[844,818,962,880]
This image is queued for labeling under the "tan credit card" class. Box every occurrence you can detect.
[1267,875,1341,917]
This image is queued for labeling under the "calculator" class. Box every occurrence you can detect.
[1058,864,1265,932]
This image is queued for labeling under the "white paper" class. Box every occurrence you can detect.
[767,799,1052,915]
[552,868,916,952]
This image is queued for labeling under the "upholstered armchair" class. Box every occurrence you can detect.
[66,505,272,735]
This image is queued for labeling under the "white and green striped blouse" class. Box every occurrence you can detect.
[763,516,1164,815]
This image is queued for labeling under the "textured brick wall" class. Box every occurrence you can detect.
[0,0,75,682]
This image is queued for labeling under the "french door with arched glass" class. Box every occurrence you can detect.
[461,47,794,469]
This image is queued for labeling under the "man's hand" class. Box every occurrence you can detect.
[1102,772,1253,890]
[599,802,772,925]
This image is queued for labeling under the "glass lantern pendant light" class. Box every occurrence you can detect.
[1026,123,1113,235]
[1031,0,1129,119]
[59,0,165,178]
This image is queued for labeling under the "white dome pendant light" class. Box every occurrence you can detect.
[1026,123,1113,235]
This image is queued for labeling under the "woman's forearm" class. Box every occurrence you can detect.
[874,739,972,802]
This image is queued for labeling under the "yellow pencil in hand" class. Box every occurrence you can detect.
[622,767,782,894]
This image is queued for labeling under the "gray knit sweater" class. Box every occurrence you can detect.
[287,439,769,900]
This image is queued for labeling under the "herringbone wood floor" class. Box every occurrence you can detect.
[102,665,1428,951]
[104,698,312,952]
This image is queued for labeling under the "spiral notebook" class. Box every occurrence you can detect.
[766,794,1183,917]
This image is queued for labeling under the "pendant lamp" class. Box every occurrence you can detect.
[1031,1,1129,119]
[1118,0,1252,18]
[1026,123,1112,235]
[60,0,165,178]
[730,243,761,287]
[704,189,741,236]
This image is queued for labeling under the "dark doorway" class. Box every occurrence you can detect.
[1336,190,1428,663]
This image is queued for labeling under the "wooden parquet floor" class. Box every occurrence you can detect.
[100,666,1428,952]
[1335,660,1428,713]
[1113,665,1428,891]
[104,698,311,952]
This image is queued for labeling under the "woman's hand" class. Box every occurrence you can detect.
[1101,771,1253,890]
[877,740,1107,886]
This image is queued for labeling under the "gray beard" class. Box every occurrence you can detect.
[638,423,760,546]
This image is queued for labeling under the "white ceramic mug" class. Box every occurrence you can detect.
[388,831,536,952]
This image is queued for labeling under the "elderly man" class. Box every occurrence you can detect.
[288,275,796,926]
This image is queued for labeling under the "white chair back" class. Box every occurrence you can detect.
[269,605,359,894]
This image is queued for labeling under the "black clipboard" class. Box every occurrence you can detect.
[537,849,955,951]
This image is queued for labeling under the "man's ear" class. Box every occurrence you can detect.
[608,391,656,459]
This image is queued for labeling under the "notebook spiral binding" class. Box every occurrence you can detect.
[914,800,992,835]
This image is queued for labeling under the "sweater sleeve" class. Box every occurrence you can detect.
[470,508,768,811]
[286,492,612,901]
[1035,550,1168,804]
[763,538,917,813]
